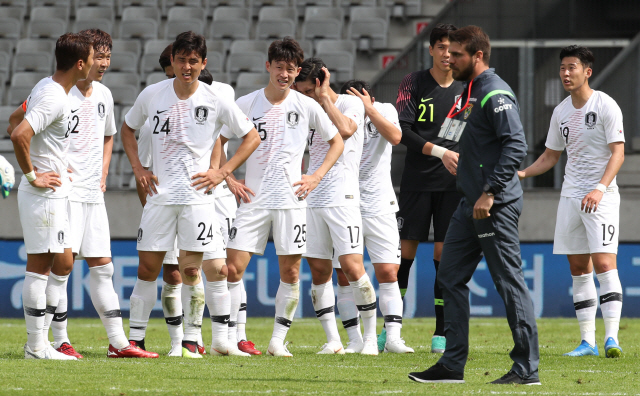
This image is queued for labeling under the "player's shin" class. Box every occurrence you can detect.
[89,263,129,349]
[23,272,48,352]
[311,281,341,343]
[350,273,377,340]
[378,281,403,340]
[228,281,242,344]
[43,272,68,345]
[207,280,231,349]
[337,285,362,344]
[572,273,598,347]
[178,253,205,352]
[161,283,184,348]
[237,280,248,341]
[272,280,300,344]
[129,278,157,342]
[596,269,623,344]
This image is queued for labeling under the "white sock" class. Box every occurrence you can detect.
[129,278,157,341]
[572,273,597,346]
[337,285,362,344]
[44,272,68,346]
[237,280,248,342]
[161,283,183,345]
[597,269,623,344]
[206,280,230,346]
[51,287,69,348]
[89,263,129,349]
[350,273,377,340]
[227,281,242,344]
[379,281,403,340]
[194,280,205,345]
[181,280,205,343]
[23,272,48,352]
[311,281,341,343]
[272,280,299,342]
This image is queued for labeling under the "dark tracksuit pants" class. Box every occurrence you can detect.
[437,196,539,379]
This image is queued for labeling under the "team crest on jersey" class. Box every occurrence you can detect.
[97,102,106,118]
[585,112,597,128]
[463,104,473,120]
[286,111,299,127]
[366,121,379,138]
[195,106,209,124]
[57,231,64,245]
[229,227,237,241]
[137,228,143,242]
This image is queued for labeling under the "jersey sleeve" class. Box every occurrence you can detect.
[341,97,365,129]
[104,90,117,137]
[138,120,152,168]
[220,94,251,139]
[381,103,401,132]
[24,87,66,135]
[602,97,625,144]
[396,72,419,123]
[309,99,337,142]
[124,85,152,130]
[216,96,254,139]
[544,108,565,151]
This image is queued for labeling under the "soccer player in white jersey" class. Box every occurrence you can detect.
[121,31,261,357]
[519,45,625,358]
[294,58,379,355]
[224,38,344,357]
[10,33,93,360]
[330,79,414,354]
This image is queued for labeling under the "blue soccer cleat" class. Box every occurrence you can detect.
[563,340,599,356]
[604,337,622,358]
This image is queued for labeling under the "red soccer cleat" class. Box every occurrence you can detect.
[56,342,83,359]
[238,340,262,355]
[197,344,207,355]
[107,341,159,358]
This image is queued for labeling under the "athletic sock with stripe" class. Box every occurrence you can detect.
[337,284,362,345]
[271,280,299,342]
[597,269,623,344]
[572,272,597,347]
[312,281,341,343]
[90,263,129,349]
[161,283,183,346]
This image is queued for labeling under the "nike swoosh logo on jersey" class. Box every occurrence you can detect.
[157,109,168,114]
[561,120,569,125]
[71,109,79,113]
[252,116,264,121]
[421,98,433,102]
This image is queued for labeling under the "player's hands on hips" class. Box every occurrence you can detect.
[134,167,158,197]
[442,150,459,176]
[473,193,494,219]
[293,173,321,200]
[581,189,603,213]
[315,67,332,101]
[227,177,255,204]
[191,169,224,194]
[30,169,62,191]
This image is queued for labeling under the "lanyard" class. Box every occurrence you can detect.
[446,80,474,119]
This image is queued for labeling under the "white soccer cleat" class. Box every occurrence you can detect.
[24,343,78,360]
[344,338,364,354]
[168,342,182,357]
[317,340,345,355]
[384,338,415,354]
[210,341,250,357]
[360,338,379,356]
[267,339,293,357]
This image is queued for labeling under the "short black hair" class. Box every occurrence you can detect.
[295,57,326,84]
[268,37,304,67]
[429,23,457,47]
[79,28,112,52]
[55,32,92,71]
[339,79,372,97]
[172,31,206,61]
[159,43,172,71]
[198,68,213,85]
[559,45,595,70]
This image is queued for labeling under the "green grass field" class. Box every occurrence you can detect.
[0,317,638,395]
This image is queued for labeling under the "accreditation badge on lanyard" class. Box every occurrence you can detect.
[438,80,473,142]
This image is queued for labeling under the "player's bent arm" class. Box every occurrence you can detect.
[220,129,260,177]
[293,133,344,198]
[10,120,61,191]
[518,148,562,180]
[320,96,357,139]
[101,135,113,192]
[399,120,428,153]
[209,137,222,170]
[7,105,25,136]
[599,142,625,187]
[367,107,401,146]
[121,121,158,195]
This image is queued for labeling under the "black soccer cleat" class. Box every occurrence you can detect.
[408,363,465,383]
[490,370,541,385]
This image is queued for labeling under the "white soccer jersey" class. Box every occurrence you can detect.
[221,88,336,209]
[67,82,117,203]
[307,94,364,208]
[19,77,71,198]
[545,90,625,199]
[359,101,400,217]
[125,79,253,205]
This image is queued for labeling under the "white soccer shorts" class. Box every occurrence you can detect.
[226,206,306,256]
[163,239,178,265]
[137,202,220,253]
[68,201,112,258]
[203,194,237,260]
[553,193,620,255]
[306,206,364,261]
[332,212,400,268]
[18,191,71,254]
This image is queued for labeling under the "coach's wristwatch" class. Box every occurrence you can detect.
[483,183,497,197]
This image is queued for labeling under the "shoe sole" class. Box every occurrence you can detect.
[408,374,464,384]
[606,347,622,358]
[431,349,445,353]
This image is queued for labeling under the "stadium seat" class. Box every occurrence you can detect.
[251,0,289,17]
[119,20,158,40]
[226,41,270,84]
[302,7,344,41]
[121,6,161,23]
[139,39,172,79]
[0,106,16,139]
[27,20,68,39]
[12,52,54,74]
[108,85,138,106]
[297,39,313,58]
[256,7,297,40]
[339,0,377,14]
[208,39,226,56]
[102,72,140,88]
[8,72,49,106]
[236,72,269,88]
[117,0,158,17]
[167,6,206,21]
[165,20,205,40]
[0,53,10,88]
[383,0,423,18]
[313,52,353,83]
[348,6,389,51]
[210,72,229,85]
[210,7,251,46]
[109,52,139,73]
[145,72,166,85]
[76,0,115,9]
[76,6,116,24]
[30,6,70,23]
[0,0,27,8]
[0,39,16,56]
[295,0,332,16]
[207,51,224,73]
[16,39,57,54]
[73,19,114,34]
[316,39,356,56]
[0,19,21,40]
[112,39,142,57]
[2,6,27,20]
[162,0,206,16]
[31,0,71,7]
[230,40,271,55]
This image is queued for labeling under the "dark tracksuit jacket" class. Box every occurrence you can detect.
[437,68,540,379]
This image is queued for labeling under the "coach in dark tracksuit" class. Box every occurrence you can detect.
[409,26,540,385]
